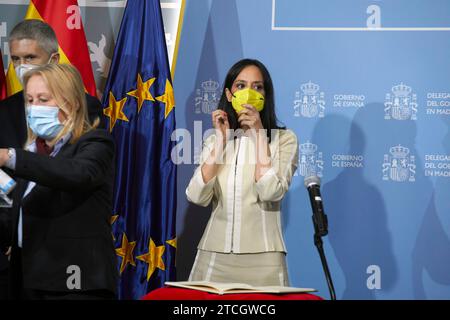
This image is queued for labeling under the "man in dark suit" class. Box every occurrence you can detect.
[0,20,105,299]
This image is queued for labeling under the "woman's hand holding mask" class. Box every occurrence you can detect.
[238,104,263,132]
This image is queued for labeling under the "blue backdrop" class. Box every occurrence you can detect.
[1,1,448,299]
[173,0,450,299]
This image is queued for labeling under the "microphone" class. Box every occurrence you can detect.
[304,175,328,237]
[304,175,336,300]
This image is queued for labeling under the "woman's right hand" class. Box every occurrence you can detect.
[200,110,229,182]
[212,110,230,144]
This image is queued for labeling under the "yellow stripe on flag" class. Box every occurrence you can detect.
[171,0,186,79]
[24,0,42,20]
[5,62,22,97]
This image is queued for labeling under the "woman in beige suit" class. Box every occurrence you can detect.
[186,59,299,286]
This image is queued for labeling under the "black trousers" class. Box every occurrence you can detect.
[0,269,8,300]
[10,248,116,300]
[0,250,10,300]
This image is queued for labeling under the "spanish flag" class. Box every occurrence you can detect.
[0,50,6,100]
[6,0,96,97]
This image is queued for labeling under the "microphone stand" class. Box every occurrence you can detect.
[312,219,336,300]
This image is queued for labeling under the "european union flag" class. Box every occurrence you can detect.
[102,0,177,300]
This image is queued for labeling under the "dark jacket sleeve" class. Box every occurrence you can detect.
[86,93,107,129]
[0,92,28,148]
[12,130,115,192]
[0,207,11,251]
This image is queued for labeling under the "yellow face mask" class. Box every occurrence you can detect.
[231,88,265,113]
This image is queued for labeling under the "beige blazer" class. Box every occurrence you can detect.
[186,129,299,254]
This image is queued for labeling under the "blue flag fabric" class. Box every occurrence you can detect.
[102,0,177,300]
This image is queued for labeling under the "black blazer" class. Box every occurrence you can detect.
[8,129,117,294]
[0,91,105,271]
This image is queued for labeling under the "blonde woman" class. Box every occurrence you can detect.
[0,64,117,300]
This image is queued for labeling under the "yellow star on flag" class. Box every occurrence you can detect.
[110,215,119,225]
[127,74,156,113]
[155,79,175,119]
[166,237,177,249]
[137,238,165,282]
[103,91,129,132]
[166,237,177,266]
[110,215,119,241]
[115,233,137,274]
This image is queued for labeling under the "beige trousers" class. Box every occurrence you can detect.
[188,249,290,287]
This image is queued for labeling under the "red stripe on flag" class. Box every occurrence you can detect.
[31,0,97,97]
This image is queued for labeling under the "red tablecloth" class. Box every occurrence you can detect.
[142,287,323,300]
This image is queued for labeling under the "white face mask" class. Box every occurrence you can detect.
[15,64,39,85]
[14,53,57,85]
[26,105,64,140]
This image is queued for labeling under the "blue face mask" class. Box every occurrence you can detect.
[26,105,64,140]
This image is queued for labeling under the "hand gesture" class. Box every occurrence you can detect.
[238,105,263,131]
[212,109,230,143]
